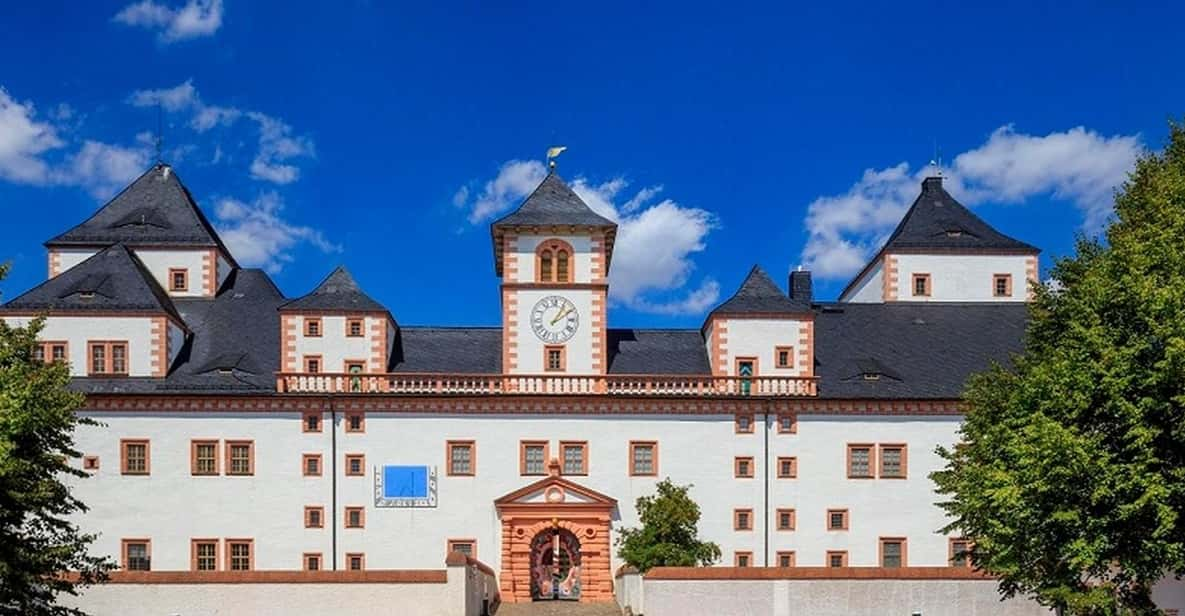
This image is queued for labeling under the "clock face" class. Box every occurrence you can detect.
[530,295,579,344]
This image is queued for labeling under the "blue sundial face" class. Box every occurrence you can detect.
[530,295,579,344]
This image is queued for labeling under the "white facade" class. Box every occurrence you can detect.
[840,259,884,303]
[713,317,811,376]
[893,253,1030,302]
[4,315,161,377]
[290,314,386,373]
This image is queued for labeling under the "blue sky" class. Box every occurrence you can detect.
[1,1,1182,327]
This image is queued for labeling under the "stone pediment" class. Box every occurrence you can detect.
[494,462,616,510]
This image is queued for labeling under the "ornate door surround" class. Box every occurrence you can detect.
[494,460,616,603]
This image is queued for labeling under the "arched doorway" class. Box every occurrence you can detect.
[530,528,582,601]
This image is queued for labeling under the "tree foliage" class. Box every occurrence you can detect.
[616,478,721,572]
[932,123,1185,615]
[0,263,112,615]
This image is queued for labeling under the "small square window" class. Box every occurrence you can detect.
[191,440,219,476]
[776,551,795,568]
[735,414,753,434]
[227,540,253,571]
[225,441,254,476]
[303,356,322,374]
[629,441,657,476]
[345,506,365,529]
[448,441,475,476]
[777,508,796,531]
[734,456,754,478]
[777,457,797,479]
[521,441,548,475]
[544,346,565,372]
[734,551,752,567]
[121,440,150,475]
[303,453,322,477]
[448,540,476,557]
[169,268,188,292]
[192,539,218,571]
[827,551,848,568]
[304,553,322,571]
[560,441,587,475]
[777,414,796,434]
[347,553,365,571]
[949,538,971,567]
[734,508,753,531]
[346,454,365,477]
[847,444,874,478]
[879,444,907,478]
[346,318,365,337]
[912,273,931,297]
[775,346,794,369]
[993,274,1012,297]
[827,509,849,531]
[346,412,365,433]
[82,455,99,471]
[304,318,322,337]
[122,539,151,571]
[880,538,906,567]
[303,412,321,433]
[305,506,324,528]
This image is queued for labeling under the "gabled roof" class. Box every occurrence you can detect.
[490,172,618,277]
[881,176,1039,253]
[280,266,389,314]
[2,244,184,324]
[707,265,811,321]
[44,163,238,266]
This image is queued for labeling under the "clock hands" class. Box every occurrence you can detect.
[550,305,574,326]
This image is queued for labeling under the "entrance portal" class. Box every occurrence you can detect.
[530,528,582,601]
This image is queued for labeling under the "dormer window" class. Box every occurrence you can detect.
[78,292,95,300]
[862,372,881,381]
[912,273,931,297]
[945,229,963,237]
[169,268,188,292]
[536,239,574,283]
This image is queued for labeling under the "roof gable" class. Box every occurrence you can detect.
[882,177,1038,253]
[708,265,811,319]
[280,266,389,313]
[45,163,238,266]
[494,470,617,509]
[2,244,184,324]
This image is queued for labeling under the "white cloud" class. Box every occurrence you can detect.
[128,81,310,184]
[0,87,63,183]
[458,160,720,315]
[52,140,151,199]
[113,0,223,43]
[801,125,1142,280]
[213,192,341,273]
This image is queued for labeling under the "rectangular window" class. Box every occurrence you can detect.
[122,539,151,571]
[949,538,971,567]
[448,539,476,557]
[520,441,548,475]
[227,539,253,571]
[733,508,753,531]
[346,553,365,571]
[191,440,219,475]
[303,553,322,571]
[544,346,565,372]
[777,551,796,568]
[879,444,907,478]
[345,453,365,477]
[734,456,754,478]
[120,439,150,475]
[734,413,753,434]
[345,506,365,529]
[169,268,188,292]
[225,441,254,476]
[560,441,587,475]
[447,440,475,476]
[777,413,797,434]
[303,411,321,433]
[305,506,324,528]
[346,318,365,337]
[302,453,323,477]
[827,509,849,531]
[303,355,322,374]
[993,273,1013,297]
[88,341,128,375]
[880,537,907,568]
[912,273,931,297]
[345,361,366,392]
[83,455,99,471]
[192,539,218,571]
[629,441,657,476]
[735,357,757,395]
[36,341,68,364]
[777,456,798,479]
[827,551,848,568]
[847,444,874,478]
[775,345,794,369]
[304,317,322,337]
[777,508,796,531]
[345,411,365,433]
[734,551,752,567]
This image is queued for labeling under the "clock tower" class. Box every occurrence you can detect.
[491,172,617,376]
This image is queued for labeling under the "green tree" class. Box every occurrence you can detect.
[616,478,721,572]
[0,264,112,615]
[932,123,1185,615]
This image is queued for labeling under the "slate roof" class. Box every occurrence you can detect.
[606,329,712,375]
[390,327,502,373]
[708,265,811,320]
[71,269,286,394]
[812,302,1028,399]
[490,172,618,277]
[2,244,184,324]
[883,177,1038,252]
[281,266,389,314]
[45,164,238,266]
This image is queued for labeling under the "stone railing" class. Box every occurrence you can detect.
[275,372,818,397]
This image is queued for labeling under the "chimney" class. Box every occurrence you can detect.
[921,175,943,191]
[790,268,812,303]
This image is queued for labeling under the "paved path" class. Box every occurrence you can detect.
[497,601,622,616]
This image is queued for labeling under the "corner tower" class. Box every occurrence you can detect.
[491,173,617,376]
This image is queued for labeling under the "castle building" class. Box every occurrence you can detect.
[1,164,1039,603]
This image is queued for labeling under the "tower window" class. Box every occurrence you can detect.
[544,346,565,372]
[536,239,575,283]
[912,273,931,297]
[993,274,1012,297]
[556,250,569,282]
[169,268,188,292]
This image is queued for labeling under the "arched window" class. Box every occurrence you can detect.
[539,250,554,282]
[556,250,570,282]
